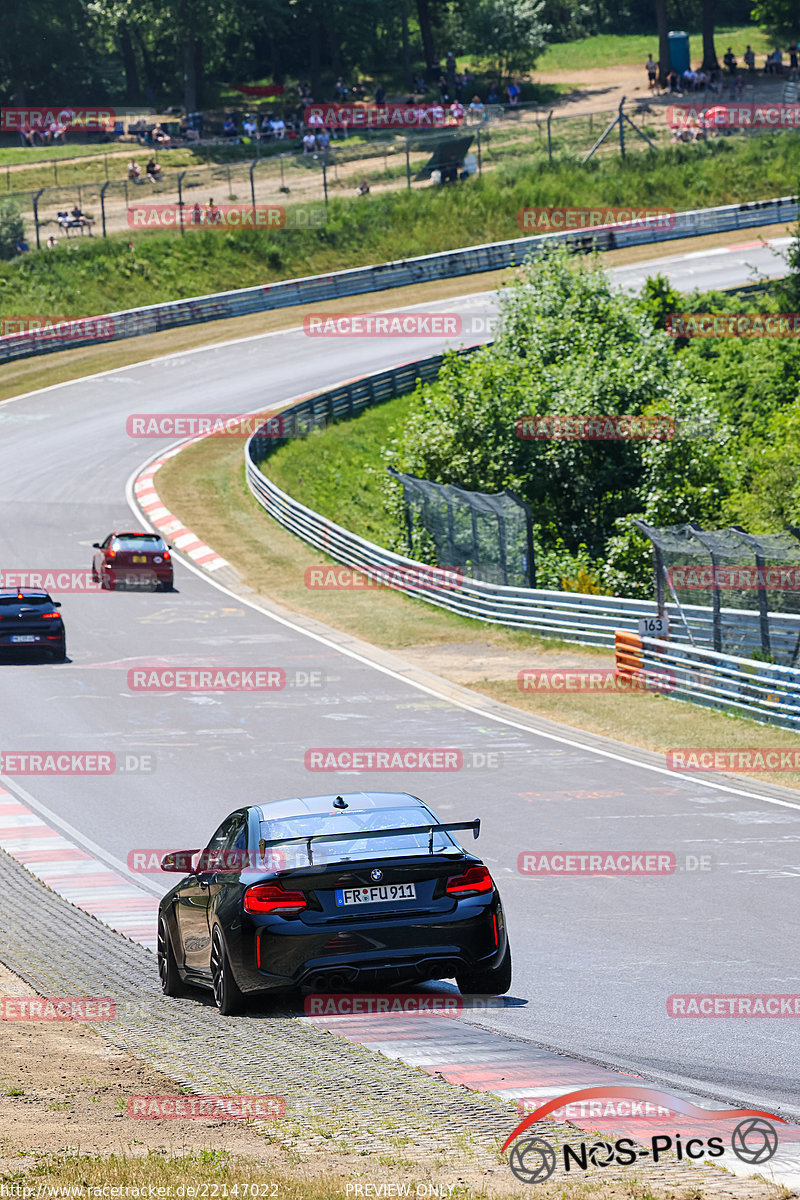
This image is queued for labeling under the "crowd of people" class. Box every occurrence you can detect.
[648,42,800,95]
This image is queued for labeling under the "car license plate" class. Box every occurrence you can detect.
[11,635,38,643]
[335,883,416,906]
[132,555,147,563]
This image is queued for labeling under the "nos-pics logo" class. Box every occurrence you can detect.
[502,1087,782,1184]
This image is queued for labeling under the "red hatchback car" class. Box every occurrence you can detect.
[92,532,173,591]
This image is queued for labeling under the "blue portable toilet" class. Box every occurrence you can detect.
[668,31,691,74]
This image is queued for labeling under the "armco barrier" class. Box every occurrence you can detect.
[244,351,800,731]
[1,194,796,364]
[616,631,800,732]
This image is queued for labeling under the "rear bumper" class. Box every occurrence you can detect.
[105,566,172,589]
[233,902,506,994]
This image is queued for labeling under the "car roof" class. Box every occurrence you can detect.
[255,792,427,821]
[109,531,163,538]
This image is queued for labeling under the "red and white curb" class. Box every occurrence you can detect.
[133,443,228,572]
[0,790,159,952]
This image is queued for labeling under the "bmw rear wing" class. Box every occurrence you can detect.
[260,819,480,865]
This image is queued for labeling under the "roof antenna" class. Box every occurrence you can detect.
[333,795,348,809]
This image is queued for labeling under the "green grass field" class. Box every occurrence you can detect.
[536,26,774,72]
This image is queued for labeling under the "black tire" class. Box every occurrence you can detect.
[157,915,186,997]
[91,564,98,583]
[456,943,512,996]
[50,643,67,663]
[210,927,245,1015]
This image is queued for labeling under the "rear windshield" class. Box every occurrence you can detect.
[0,594,51,606]
[113,536,164,551]
[259,806,457,866]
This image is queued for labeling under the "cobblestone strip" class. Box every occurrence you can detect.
[0,847,784,1195]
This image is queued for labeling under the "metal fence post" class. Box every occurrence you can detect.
[32,188,44,249]
[618,97,626,159]
[177,170,186,236]
[322,157,328,209]
[250,159,257,209]
[100,180,111,238]
[477,128,482,175]
[547,110,553,164]
[405,137,411,189]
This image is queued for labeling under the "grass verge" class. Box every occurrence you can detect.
[0,221,792,408]
[155,424,800,793]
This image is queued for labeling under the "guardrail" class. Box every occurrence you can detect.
[244,350,800,733]
[616,630,800,732]
[1,193,796,365]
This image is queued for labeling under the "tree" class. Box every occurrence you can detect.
[701,0,719,71]
[461,0,549,78]
[654,0,670,87]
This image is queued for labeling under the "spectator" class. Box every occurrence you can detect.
[486,83,500,103]
[744,44,756,73]
[46,234,58,249]
[356,178,370,195]
[431,101,445,125]
[335,76,349,100]
[18,122,34,147]
[221,115,237,138]
[790,43,799,74]
[723,47,737,75]
[438,75,449,102]
[646,55,658,90]
[468,94,485,122]
[414,72,426,93]
[316,127,330,151]
[449,99,465,124]
[205,197,221,224]
[71,203,84,220]
[145,157,162,182]
[302,131,316,154]
[375,83,386,106]
[773,46,784,74]
[128,159,142,183]
[152,122,171,148]
[44,120,66,145]
[15,239,30,254]
[190,202,202,226]
[242,115,258,140]
[668,69,681,94]
[733,72,745,97]
[459,151,477,180]
[506,79,520,105]
[765,51,776,74]
[270,115,286,139]
[261,114,273,138]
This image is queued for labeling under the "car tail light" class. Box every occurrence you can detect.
[244,883,307,914]
[445,864,494,897]
[41,612,60,620]
[162,549,171,561]
[107,546,117,559]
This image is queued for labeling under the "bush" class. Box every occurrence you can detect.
[0,199,25,260]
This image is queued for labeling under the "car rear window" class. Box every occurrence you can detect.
[113,536,165,551]
[259,806,456,866]
[0,594,51,606]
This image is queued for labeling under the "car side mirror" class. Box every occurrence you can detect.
[160,849,201,872]
[92,543,100,549]
[53,601,61,608]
